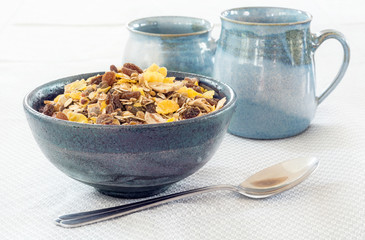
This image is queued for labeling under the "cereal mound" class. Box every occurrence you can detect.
[39,63,226,125]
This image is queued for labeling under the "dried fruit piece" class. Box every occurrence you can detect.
[182,107,200,119]
[186,82,203,93]
[121,63,143,76]
[89,75,102,85]
[205,97,218,106]
[123,63,143,73]
[102,71,116,86]
[42,103,54,116]
[121,91,141,100]
[80,97,89,105]
[96,114,115,125]
[145,103,156,113]
[110,92,122,109]
[105,104,114,114]
[110,65,118,73]
[87,104,101,117]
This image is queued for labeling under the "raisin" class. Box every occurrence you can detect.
[126,105,138,115]
[110,65,118,73]
[111,92,122,109]
[42,103,54,116]
[115,109,123,116]
[82,86,95,97]
[121,63,143,76]
[80,98,88,105]
[88,106,101,117]
[121,67,137,76]
[98,81,109,89]
[177,95,187,107]
[102,71,116,86]
[182,107,200,119]
[96,114,114,125]
[185,83,202,93]
[90,75,102,85]
[145,103,156,113]
[205,98,218,106]
[120,91,141,100]
[184,77,198,84]
[105,93,111,104]
[105,104,114,114]
[123,63,143,73]
[58,105,65,112]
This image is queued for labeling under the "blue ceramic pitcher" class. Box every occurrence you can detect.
[122,16,215,76]
[213,7,350,139]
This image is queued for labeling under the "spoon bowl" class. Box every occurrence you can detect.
[56,157,319,228]
[239,157,319,194]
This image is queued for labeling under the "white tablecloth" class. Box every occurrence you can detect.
[1,0,364,239]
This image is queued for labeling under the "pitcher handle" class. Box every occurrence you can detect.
[312,30,350,105]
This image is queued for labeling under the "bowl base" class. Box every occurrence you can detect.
[96,185,171,198]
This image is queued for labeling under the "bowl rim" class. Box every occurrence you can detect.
[23,71,236,129]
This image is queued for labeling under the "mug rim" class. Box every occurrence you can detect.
[220,6,313,26]
[127,16,213,37]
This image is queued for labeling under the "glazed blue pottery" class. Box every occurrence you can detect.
[213,7,350,139]
[122,16,216,76]
[23,71,236,198]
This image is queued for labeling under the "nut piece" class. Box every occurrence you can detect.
[55,112,68,120]
[102,71,116,86]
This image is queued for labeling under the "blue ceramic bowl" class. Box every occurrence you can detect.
[23,71,236,198]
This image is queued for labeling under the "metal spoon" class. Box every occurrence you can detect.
[55,157,319,228]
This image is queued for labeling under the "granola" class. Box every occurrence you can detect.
[39,63,226,125]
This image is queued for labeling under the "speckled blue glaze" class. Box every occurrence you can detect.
[213,7,349,139]
[23,71,236,198]
[122,16,216,76]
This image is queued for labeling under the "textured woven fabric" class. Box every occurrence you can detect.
[1,0,365,239]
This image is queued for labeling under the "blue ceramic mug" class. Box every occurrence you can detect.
[213,7,350,139]
[122,16,216,76]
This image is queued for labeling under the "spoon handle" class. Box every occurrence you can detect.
[56,184,237,228]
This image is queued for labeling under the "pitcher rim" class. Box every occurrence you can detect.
[127,16,213,37]
[220,7,313,26]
